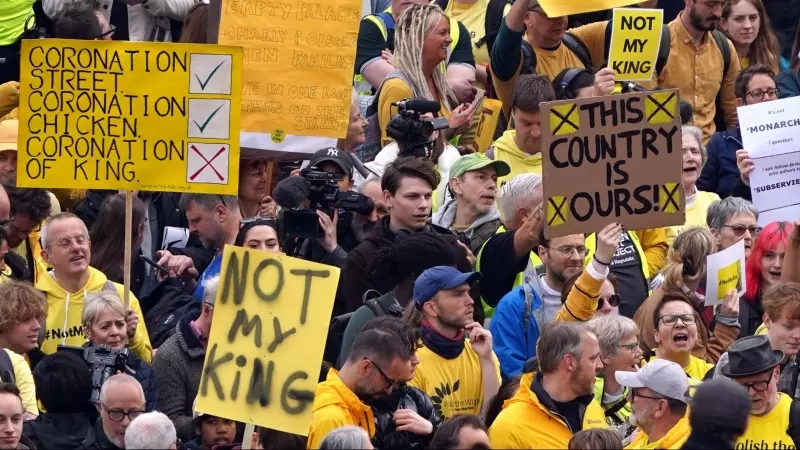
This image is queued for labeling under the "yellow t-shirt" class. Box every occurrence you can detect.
[410,338,500,419]
[664,190,720,245]
[377,78,450,146]
[445,0,489,87]
[650,353,714,380]
[5,349,38,415]
[737,393,795,450]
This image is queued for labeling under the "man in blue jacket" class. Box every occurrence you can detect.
[697,64,779,199]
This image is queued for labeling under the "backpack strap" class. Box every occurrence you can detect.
[0,350,15,384]
[788,399,800,446]
[711,29,731,76]
[655,25,671,76]
[520,39,538,75]
[522,284,533,331]
[562,32,594,71]
[364,298,381,317]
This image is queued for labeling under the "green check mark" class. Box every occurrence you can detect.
[193,104,224,133]
[195,60,225,91]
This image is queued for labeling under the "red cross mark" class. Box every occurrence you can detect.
[189,145,226,181]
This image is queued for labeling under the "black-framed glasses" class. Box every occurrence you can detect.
[659,314,696,326]
[94,25,116,40]
[366,358,400,391]
[618,341,640,352]
[597,294,621,311]
[723,224,761,237]
[101,403,145,422]
[746,87,779,101]
[738,370,774,392]
[0,214,13,229]
[631,389,666,401]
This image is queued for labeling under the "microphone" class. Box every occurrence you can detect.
[392,98,441,114]
[273,176,310,209]
[618,81,646,93]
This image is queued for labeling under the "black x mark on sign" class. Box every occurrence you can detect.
[551,104,579,135]
[647,93,676,122]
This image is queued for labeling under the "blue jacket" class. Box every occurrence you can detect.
[697,126,744,199]
[778,70,800,99]
[489,284,545,380]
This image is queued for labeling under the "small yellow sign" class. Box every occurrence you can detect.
[659,182,680,213]
[646,92,678,125]
[717,260,743,300]
[607,8,664,81]
[195,246,340,436]
[549,103,579,136]
[16,39,242,194]
[547,196,568,226]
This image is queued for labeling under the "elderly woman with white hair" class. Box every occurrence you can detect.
[587,315,644,440]
[319,426,374,450]
[664,125,721,245]
[82,292,158,412]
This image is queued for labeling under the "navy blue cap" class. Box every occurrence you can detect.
[413,266,481,309]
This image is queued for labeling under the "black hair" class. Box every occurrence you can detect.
[7,187,52,224]
[368,232,456,288]
[652,295,695,330]
[381,156,440,195]
[361,316,421,355]
[679,100,694,125]
[256,427,307,450]
[429,415,489,450]
[734,63,777,99]
[552,68,594,100]
[33,352,92,413]
[347,328,411,366]
[234,219,280,248]
[511,74,556,113]
[90,193,145,284]
[0,382,21,400]
[54,1,102,39]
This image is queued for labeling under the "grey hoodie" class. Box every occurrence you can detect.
[432,198,502,253]
[525,265,565,324]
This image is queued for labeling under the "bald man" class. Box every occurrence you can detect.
[84,374,147,449]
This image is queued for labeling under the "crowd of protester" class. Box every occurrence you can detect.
[0,0,798,449]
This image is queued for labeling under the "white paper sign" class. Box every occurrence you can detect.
[705,239,746,306]
[161,226,190,250]
[739,97,800,226]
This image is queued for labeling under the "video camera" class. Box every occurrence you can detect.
[58,345,129,404]
[387,98,449,159]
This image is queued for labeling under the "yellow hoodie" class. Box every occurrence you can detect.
[36,266,152,363]
[489,130,542,187]
[307,369,375,449]
[625,416,691,449]
[489,372,607,448]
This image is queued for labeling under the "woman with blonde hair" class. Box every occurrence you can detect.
[634,227,739,366]
[82,292,158,411]
[719,0,781,73]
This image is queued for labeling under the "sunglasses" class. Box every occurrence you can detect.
[597,294,621,311]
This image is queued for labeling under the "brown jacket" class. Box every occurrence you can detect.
[633,287,738,364]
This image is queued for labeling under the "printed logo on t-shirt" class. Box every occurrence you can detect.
[611,233,639,267]
[430,380,478,418]
[735,440,795,449]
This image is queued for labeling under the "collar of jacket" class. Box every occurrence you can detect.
[420,319,465,359]
[531,372,594,425]
[373,216,453,245]
[320,369,376,437]
[176,310,205,358]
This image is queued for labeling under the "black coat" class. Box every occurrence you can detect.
[81,419,121,450]
[680,432,734,450]
[141,277,199,349]
[23,412,95,450]
[370,386,442,450]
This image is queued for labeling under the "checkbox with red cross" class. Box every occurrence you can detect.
[186,143,230,184]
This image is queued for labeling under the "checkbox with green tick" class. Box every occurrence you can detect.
[187,99,231,140]
[189,54,232,95]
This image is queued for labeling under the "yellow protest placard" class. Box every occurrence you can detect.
[195,246,340,436]
[16,39,242,194]
[717,260,743,300]
[538,0,638,18]
[218,0,360,139]
[607,8,664,82]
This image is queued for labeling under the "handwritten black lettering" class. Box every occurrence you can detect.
[290,269,331,324]
[201,343,234,400]
[229,309,263,347]
[267,317,296,353]
[254,259,284,302]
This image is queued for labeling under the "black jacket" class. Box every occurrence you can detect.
[680,432,734,450]
[739,294,764,339]
[141,277,200,348]
[23,412,95,450]
[81,418,121,450]
[371,386,442,450]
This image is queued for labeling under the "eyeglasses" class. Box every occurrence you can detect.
[746,87,779,101]
[94,25,116,40]
[659,314,696,326]
[597,294,621,311]
[618,341,640,352]
[738,371,774,392]
[6,216,41,235]
[366,358,400,391]
[47,234,88,250]
[723,224,761,237]
[0,214,13,229]
[101,404,145,422]
[545,245,587,258]
[631,389,666,402]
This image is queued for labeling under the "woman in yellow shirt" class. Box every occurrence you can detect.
[665,126,720,245]
[377,4,474,147]
[719,0,780,73]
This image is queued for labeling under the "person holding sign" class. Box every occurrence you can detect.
[719,0,781,73]
[36,213,152,363]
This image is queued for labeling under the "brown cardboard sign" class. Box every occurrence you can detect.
[542,90,684,238]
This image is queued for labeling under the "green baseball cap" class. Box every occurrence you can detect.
[449,153,511,179]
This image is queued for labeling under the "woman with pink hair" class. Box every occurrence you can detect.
[741,221,793,337]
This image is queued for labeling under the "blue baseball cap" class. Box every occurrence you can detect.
[413,266,481,309]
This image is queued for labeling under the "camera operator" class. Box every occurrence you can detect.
[81,293,158,412]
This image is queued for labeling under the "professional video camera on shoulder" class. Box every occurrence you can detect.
[388,98,449,159]
[273,148,374,244]
[58,344,129,404]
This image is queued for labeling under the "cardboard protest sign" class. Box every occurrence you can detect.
[538,0,638,18]
[739,96,800,225]
[542,90,684,238]
[217,0,360,140]
[16,39,242,194]
[195,246,340,436]
[705,240,746,306]
[607,8,664,82]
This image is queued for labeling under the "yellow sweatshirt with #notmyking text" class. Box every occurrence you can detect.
[36,267,152,363]
[488,130,542,187]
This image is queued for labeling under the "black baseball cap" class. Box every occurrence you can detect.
[307,147,354,176]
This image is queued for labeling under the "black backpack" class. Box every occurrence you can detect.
[0,350,15,384]
[325,291,401,366]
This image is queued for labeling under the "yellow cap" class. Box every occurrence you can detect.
[0,119,18,152]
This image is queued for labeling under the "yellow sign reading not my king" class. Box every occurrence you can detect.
[16,39,243,194]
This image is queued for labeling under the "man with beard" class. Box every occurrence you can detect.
[406,266,500,419]
[616,359,692,449]
[308,327,417,448]
[489,322,605,448]
[83,374,147,449]
[432,153,509,253]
